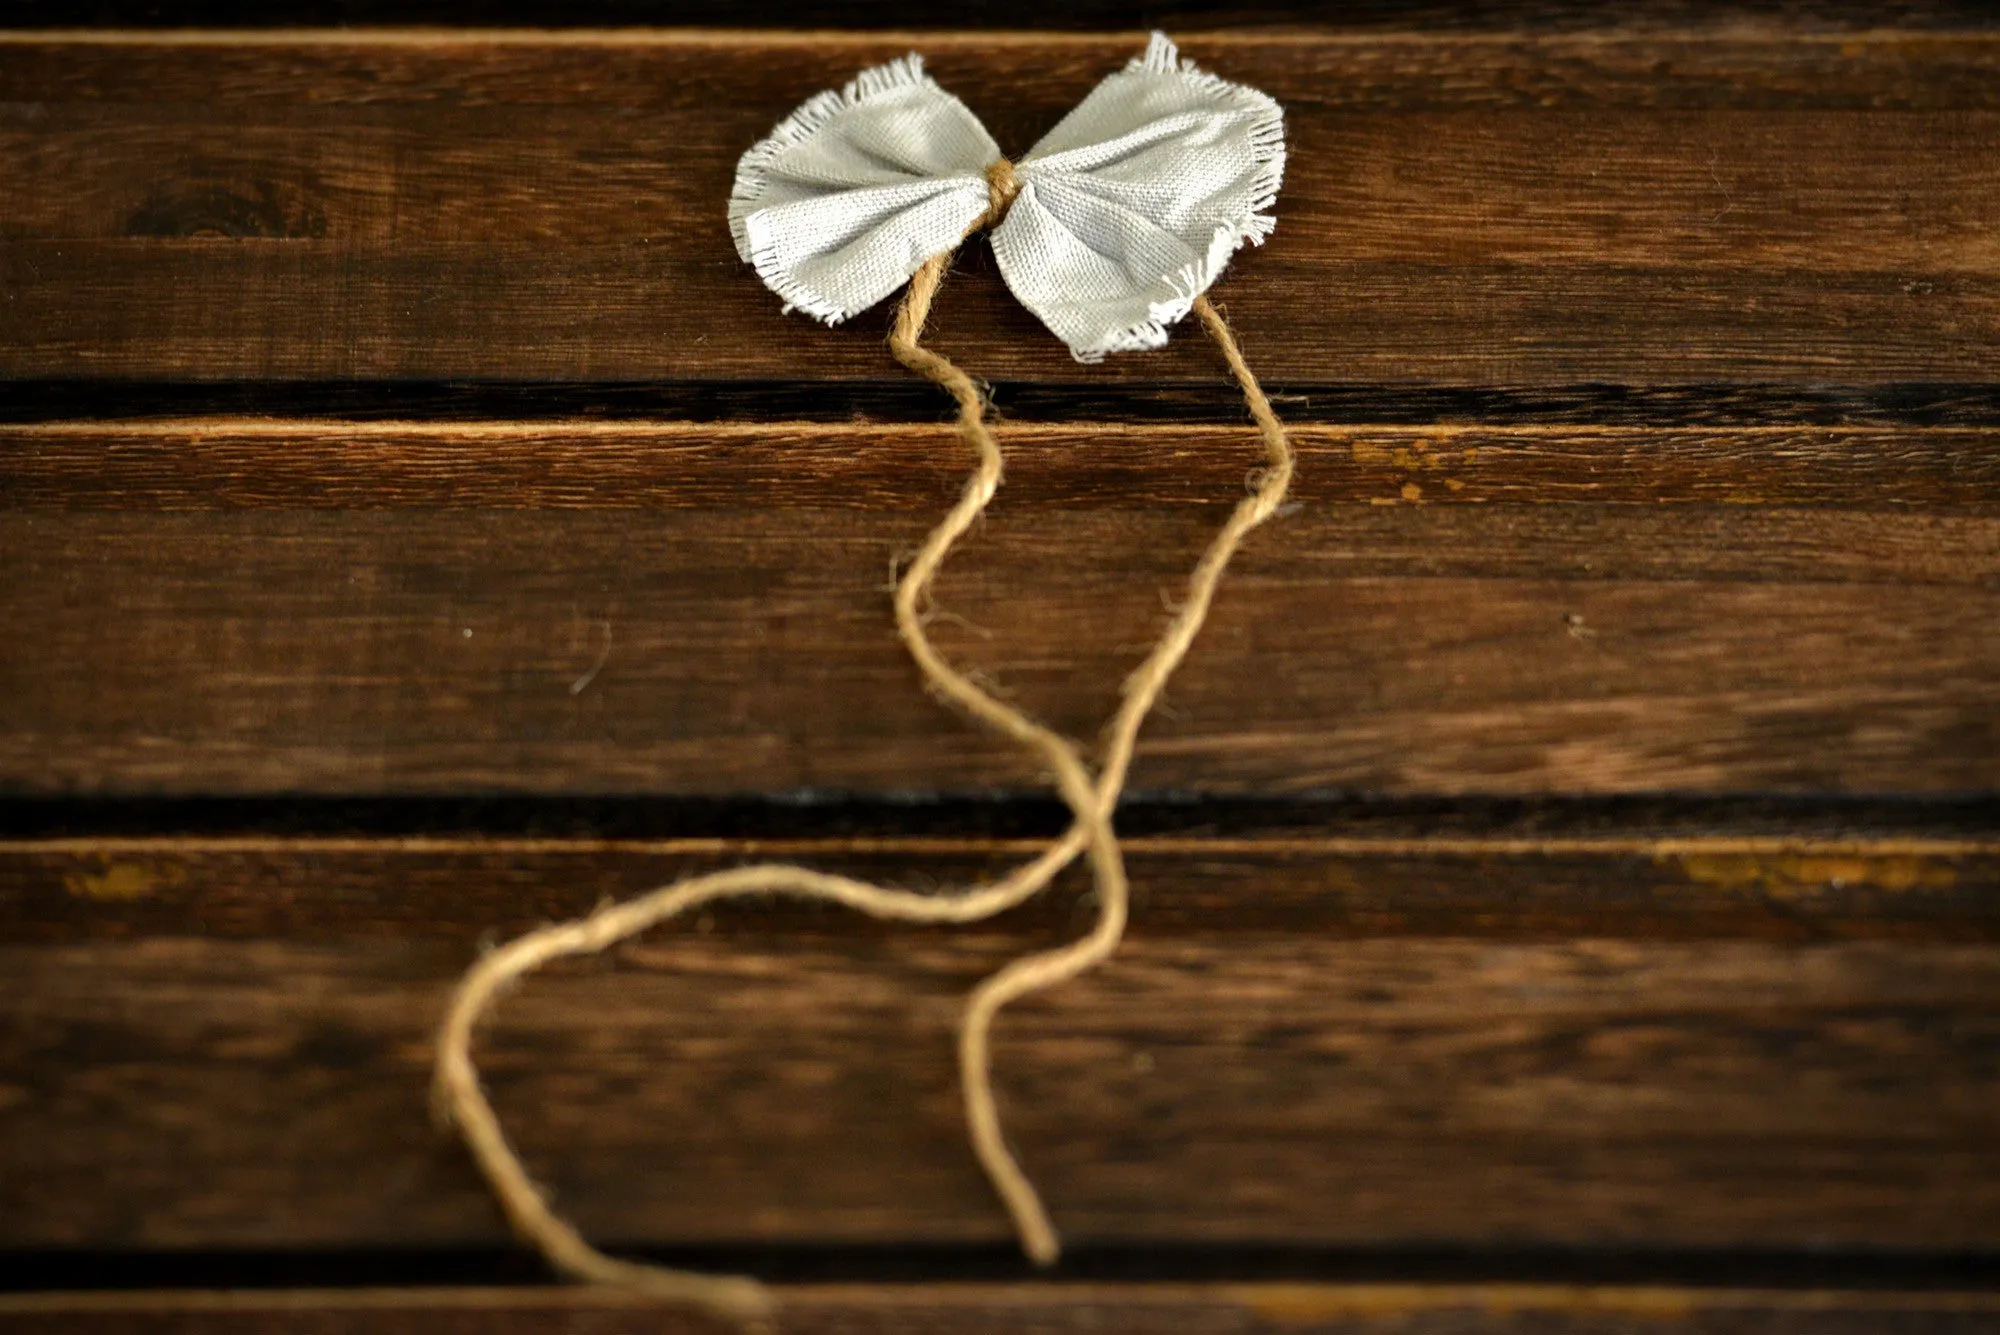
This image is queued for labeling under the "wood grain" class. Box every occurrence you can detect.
[4,927,1998,1249]
[3,827,1991,1251]
[2,33,1997,388]
[6,1283,2000,1335]
[3,422,1995,798]
[5,804,1993,1254]
[9,421,2000,510]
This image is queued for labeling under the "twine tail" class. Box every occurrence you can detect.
[947,291,1295,1265]
[885,247,1124,1263]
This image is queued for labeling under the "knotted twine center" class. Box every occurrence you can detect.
[981,157,1022,228]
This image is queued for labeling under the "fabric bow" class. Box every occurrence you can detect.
[727,33,1284,362]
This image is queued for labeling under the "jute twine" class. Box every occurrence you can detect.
[432,158,1294,1323]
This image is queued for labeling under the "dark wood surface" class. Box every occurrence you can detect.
[4,422,1997,796]
[1,12,1996,1325]
[5,833,1999,1249]
[6,1284,2000,1334]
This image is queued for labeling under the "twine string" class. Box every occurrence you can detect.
[432,157,1293,1321]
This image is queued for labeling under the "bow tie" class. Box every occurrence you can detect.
[727,33,1286,362]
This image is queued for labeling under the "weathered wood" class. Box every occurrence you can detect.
[8,421,2000,510]
[2,33,1996,388]
[3,829,1996,1249]
[3,917,1997,1247]
[6,1283,2000,1335]
[3,422,1995,797]
[5,826,1993,1251]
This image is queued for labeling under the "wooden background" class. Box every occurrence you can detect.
[2,2,1998,1330]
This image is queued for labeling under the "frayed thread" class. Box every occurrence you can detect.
[1136,30,1182,73]
[742,233,858,325]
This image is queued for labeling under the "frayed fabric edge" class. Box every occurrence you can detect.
[1061,32,1285,361]
[726,52,934,266]
[742,238,858,326]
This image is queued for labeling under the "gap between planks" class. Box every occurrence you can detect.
[10,420,2000,438]
[8,834,1998,857]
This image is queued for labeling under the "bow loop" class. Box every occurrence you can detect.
[727,54,997,324]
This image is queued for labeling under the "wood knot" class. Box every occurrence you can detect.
[984,159,1022,226]
[126,180,327,240]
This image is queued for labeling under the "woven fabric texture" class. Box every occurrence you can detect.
[728,33,1285,362]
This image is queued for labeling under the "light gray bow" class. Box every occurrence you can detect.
[728,33,1285,363]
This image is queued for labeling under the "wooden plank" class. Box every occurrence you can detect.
[6,1284,2000,1335]
[2,33,1997,387]
[8,421,2000,510]
[2,905,1996,1247]
[1,831,1995,1250]
[3,422,1995,797]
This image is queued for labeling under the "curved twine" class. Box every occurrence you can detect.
[433,182,1293,1321]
